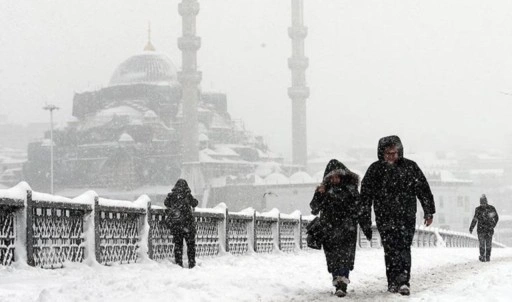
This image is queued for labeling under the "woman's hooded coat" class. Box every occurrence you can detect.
[309,159,369,272]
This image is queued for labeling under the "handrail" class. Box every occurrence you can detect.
[0,182,506,269]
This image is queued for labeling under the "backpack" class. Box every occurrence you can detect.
[165,194,194,231]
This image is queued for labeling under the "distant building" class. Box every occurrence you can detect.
[0,121,47,150]
[0,147,27,186]
[23,43,281,199]
[418,170,474,232]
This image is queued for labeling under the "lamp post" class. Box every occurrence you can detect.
[43,104,59,194]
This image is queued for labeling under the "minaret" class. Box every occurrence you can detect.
[288,0,309,168]
[178,0,204,194]
[178,0,201,162]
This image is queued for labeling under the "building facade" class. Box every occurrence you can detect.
[23,44,277,196]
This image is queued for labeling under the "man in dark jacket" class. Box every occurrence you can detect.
[164,179,199,268]
[360,135,435,296]
[469,194,499,262]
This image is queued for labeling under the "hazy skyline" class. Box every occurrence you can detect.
[2,0,512,160]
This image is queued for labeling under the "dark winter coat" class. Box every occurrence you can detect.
[310,159,369,272]
[470,204,499,235]
[360,136,436,232]
[164,179,199,234]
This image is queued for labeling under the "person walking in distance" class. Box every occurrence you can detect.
[469,194,499,262]
[360,135,436,296]
[310,159,373,298]
[164,179,199,268]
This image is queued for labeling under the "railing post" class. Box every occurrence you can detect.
[147,202,153,260]
[274,212,281,251]
[94,197,101,264]
[25,190,34,267]
[250,210,256,253]
[298,215,303,250]
[224,207,229,253]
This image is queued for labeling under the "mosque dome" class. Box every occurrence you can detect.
[289,171,314,184]
[109,49,178,86]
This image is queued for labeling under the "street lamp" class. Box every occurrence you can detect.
[43,104,59,194]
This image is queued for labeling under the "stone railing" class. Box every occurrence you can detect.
[357,224,506,249]
[0,183,313,268]
[0,182,505,269]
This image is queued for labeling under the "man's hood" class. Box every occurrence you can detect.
[480,194,488,205]
[377,135,404,161]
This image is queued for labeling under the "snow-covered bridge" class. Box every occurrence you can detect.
[1,182,504,268]
[1,247,512,301]
[1,182,510,301]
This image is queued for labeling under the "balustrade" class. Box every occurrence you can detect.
[148,209,174,261]
[0,205,17,265]
[195,213,222,257]
[227,214,251,255]
[0,183,506,270]
[255,218,275,253]
[279,218,298,253]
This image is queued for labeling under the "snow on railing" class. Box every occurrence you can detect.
[0,183,315,268]
[357,224,506,249]
[0,182,506,269]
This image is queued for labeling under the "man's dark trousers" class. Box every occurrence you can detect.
[380,228,415,288]
[172,229,196,267]
[478,231,493,261]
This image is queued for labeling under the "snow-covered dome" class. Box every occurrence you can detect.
[289,171,314,184]
[118,133,134,143]
[109,51,178,86]
[255,162,282,178]
[264,173,289,185]
[144,110,158,119]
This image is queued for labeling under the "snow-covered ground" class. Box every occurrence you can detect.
[1,247,511,302]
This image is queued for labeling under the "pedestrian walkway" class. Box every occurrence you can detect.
[1,247,511,301]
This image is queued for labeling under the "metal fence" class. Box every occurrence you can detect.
[357,224,505,249]
[0,184,506,269]
[0,196,22,266]
[28,191,91,268]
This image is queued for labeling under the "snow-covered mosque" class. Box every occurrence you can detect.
[23,40,287,197]
[21,0,509,233]
[22,0,324,213]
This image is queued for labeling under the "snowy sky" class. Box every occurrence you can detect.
[2,0,512,159]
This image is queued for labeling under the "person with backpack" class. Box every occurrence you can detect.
[164,179,199,268]
[310,159,373,298]
[469,194,499,262]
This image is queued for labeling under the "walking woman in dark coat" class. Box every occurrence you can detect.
[310,159,372,297]
[164,179,199,268]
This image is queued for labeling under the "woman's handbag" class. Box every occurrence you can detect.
[306,217,323,250]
